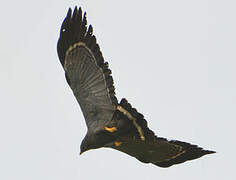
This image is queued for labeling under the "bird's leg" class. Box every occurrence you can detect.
[114,141,122,147]
[117,105,145,141]
[104,126,117,133]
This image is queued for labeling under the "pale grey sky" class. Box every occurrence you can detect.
[1,0,236,179]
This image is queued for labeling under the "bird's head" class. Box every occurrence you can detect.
[80,134,94,155]
[80,132,104,155]
[80,142,88,155]
[80,130,117,155]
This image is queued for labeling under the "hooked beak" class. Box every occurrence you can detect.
[80,149,86,155]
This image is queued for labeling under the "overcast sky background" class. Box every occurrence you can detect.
[1,0,236,179]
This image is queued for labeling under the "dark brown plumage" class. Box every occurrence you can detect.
[57,6,215,168]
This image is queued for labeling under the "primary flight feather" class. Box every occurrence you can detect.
[57,6,215,167]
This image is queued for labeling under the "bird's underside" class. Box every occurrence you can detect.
[57,6,215,168]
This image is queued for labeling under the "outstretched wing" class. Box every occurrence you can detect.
[110,99,215,167]
[57,7,118,128]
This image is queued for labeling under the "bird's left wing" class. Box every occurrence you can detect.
[57,7,118,128]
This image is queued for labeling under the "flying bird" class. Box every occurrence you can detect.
[57,6,215,168]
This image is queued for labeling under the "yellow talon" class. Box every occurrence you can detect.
[104,126,117,133]
[140,135,145,141]
[114,141,122,147]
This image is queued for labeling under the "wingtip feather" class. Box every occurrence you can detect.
[57,6,118,105]
[154,139,216,168]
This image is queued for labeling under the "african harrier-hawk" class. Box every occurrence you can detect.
[57,6,215,168]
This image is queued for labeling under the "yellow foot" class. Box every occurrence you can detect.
[104,126,117,133]
[114,141,122,147]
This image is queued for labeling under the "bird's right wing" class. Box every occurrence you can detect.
[114,135,215,168]
[110,99,215,168]
[57,7,118,129]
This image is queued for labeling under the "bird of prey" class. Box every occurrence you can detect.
[57,6,215,168]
